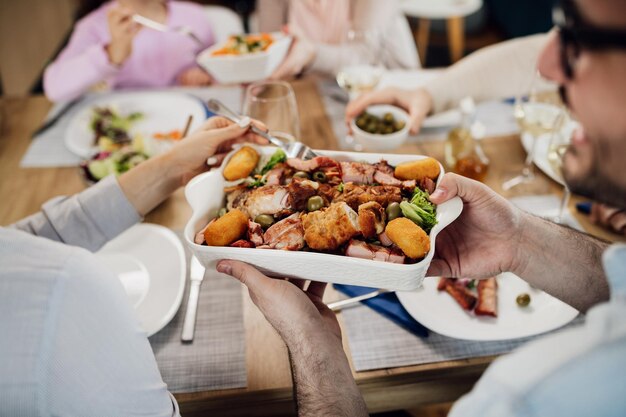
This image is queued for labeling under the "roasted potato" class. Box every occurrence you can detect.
[385,217,430,259]
[394,157,440,181]
[223,146,260,181]
[204,209,249,246]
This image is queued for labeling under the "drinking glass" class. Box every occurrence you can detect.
[335,29,385,101]
[502,72,565,193]
[546,114,571,224]
[243,80,300,144]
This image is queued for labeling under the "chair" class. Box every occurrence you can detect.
[204,5,245,44]
[400,0,483,64]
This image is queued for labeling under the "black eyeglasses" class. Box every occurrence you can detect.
[553,0,626,78]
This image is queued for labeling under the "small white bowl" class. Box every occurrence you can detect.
[197,32,292,84]
[350,104,410,152]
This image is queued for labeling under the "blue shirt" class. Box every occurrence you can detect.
[450,244,626,417]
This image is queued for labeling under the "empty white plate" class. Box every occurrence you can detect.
[97,224,186,336]
[65,91,208,158]
[397,273,579,341]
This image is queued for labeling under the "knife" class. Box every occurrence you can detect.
[327,289,391,311]
[181,256,206,342]
[31,97,84,138]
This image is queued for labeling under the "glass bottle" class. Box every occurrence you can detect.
[444,97,490,182]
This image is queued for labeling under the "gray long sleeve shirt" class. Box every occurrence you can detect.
[0,176,180,417]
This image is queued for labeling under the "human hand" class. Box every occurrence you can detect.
[177,66,213,86]
[590,203,626,236]
[216,260,341,344]
[106,5,141,66]
[165,116,269,186]
[345,87,433,135]
[427,173,525,278]
[270,37,317,80]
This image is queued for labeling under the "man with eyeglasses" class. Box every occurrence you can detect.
[216,0,626,415]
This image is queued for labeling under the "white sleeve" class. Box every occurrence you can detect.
[46,248,179,417]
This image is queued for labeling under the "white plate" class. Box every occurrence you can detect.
[96,224,186,336]
[397,273,579,341]
[521,120,579,187]
[65,91,209,158]
[184,147,463,291]
[422,108,461,129]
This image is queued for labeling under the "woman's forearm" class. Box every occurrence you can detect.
[513,212,610,312]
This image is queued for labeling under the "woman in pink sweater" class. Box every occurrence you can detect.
[44,0,214,102]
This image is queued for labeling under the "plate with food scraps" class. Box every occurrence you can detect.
[65,91,209,158]
[184,146,463,291]
[397,273,579,341]
[96,224,186,337]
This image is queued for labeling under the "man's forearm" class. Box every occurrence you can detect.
[513,212,610,312]
[287,330,368,417]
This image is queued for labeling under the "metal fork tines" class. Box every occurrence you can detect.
[207,98,318,161]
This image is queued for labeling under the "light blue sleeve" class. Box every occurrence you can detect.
[46,246,179,416]
[9,175,141,252]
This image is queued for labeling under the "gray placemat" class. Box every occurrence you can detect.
[148,231,246,393]
[21,86,243,168]
[341,302,583,372]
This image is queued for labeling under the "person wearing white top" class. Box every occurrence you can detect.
[0,117,268,416]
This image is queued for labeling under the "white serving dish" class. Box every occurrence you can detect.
[196,32,292,84]
[350,105,410,152]
[184,148,463,291]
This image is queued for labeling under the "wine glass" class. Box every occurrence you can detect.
[335,29,385,101]
[546,114,571,224]
[502,72,565,194]
[243,80,301,144]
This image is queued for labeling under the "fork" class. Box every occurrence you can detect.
[206,99,318,160]
[132,14,203,47]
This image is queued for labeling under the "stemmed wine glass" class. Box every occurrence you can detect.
[243,80,301,144]
[546,114,572,224]
[335,29,386,101]
[502,72,565,193]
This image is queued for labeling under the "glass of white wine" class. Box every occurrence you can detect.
[546,117,571,224]
[335,29,385,101]
[503,72,565,193]
[243,80,300,144]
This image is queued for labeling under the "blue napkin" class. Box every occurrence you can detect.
[333,284,429,337]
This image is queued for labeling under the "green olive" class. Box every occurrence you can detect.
[312,171,327,183]
[254,214,275,229]
[383,126,394,134]
[356,117,368,129]
[516,293,531,307]
[386,202,401,221]
[383,112,394,124]
[394,120,406,131]
[217,208,227,218]
[307,195,324,212]
[293,171,309,179]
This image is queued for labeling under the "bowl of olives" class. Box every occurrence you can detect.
[350,104,410,151]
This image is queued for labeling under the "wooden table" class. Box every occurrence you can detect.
[1,78,623,417]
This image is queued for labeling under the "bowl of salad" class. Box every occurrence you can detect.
[197,32,292,84]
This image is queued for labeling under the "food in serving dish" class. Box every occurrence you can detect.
[196,32,292,84]
[184,147,463,290]
[90,107,143,151]
[194,146,442,264]
[350,105,410,152]
[211,33,274,56]
[437,277,499,317]
[355,111,406,135]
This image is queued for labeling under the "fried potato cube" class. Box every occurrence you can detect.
[394,157,440,181]
[385,217,430,259]
[223,146,260,181]
[204,209,249,246]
